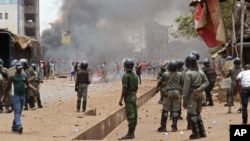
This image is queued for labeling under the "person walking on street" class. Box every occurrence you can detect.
[75,61,91,112]
[118,58,138,140]
[135,62,142,85]
[112,62,122,80]
[202,58,217,106]
[236,64,250,125]
[1,62,37,134]
[183,54,209,139]
[155,61,182,133]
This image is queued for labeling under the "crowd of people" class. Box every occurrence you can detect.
[0,50,250,140]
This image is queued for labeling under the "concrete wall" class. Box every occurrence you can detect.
[72,87,156,140]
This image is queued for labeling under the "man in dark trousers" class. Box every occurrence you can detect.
[118,58,138,140]
[236,64,250,125]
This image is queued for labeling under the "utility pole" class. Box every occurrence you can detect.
[240,0,245,64]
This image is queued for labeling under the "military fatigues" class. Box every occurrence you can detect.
[0,67,9,112]
[183,69,209,139]
[30,70,43,108]
[157,71,182,132]
[122,72,138,135]
[24,67,36,110]
[75,69,91,112]
[224,67,243,106]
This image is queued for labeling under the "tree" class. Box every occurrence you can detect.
[170,0,234,40]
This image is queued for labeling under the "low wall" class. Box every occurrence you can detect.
[72,87,156,140]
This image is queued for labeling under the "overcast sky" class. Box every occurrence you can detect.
[39,0,62,33]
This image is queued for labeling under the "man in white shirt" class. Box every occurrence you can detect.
[236,64,250,125]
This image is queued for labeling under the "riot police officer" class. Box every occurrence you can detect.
[118,58,138,140]
[202,58,217,106]
[224,57,243,112]
[183,54,209,139]
[155,60,182,132]
[75,61,91,112]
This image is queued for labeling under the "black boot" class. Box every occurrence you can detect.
[118,127,135,140]
[189,121,200,139]
[186,114,191,130]
[157,110,168,132]
[77,98,81,112]
[197,118,206,137]
[171,118,178,132]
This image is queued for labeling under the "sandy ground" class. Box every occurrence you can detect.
[0,76,156,141]
[0,75,247,141]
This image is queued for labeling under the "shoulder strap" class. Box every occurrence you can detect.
[166,72,177,85]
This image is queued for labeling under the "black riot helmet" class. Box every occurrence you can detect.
[80,61,88,70]
[203,58,210,67]
[176,59,184,71]
[233,57,241,66]
[185,54,197,68]
[31,63,37,71]
[167,61,178,72]
[226,56,233,61]
[191,51,200,61]
[123,58,134,72]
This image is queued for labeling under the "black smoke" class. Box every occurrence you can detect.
[41,0,207,73]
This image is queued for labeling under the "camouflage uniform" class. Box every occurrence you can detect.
[24,67,36,110]
[31,69,43,108]
[75,69,91,112]
[183,68,209,139]
[157,70,182,132]
[0,66,9,112]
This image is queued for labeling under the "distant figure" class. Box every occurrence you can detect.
[135,62,141,85]
[71,62,75,81]
[112,62,122,80]
[100,62,107,83]
[49,61,55,79]
[75,61,91,112]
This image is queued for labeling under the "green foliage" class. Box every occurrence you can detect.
[170,0,234,39]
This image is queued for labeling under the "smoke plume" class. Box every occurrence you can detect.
[41,0,207,72]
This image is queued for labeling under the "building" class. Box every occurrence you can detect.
[0,0,40,40]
